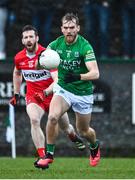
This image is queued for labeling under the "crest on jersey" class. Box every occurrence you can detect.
[28,60,34,68]
[74,51,79,57]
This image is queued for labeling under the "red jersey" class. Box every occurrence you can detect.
[14,44,56,96]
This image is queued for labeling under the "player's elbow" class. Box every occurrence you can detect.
[95,71,100,79]
[92,70,100,80]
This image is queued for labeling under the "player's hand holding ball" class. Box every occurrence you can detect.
[38,49,60,70]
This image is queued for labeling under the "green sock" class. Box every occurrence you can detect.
[89,140,99,149]
[47,144,55,155]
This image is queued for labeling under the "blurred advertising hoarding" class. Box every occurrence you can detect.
[0,73,111,113]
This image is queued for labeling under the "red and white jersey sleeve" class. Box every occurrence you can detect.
[14,44,57,96]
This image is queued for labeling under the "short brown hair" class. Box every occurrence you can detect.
[61,13,79,25]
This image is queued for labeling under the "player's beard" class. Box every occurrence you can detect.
[26,42,37,52]
[65,34,77,44]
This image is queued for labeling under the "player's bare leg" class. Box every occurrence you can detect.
[36,95,68,169]
[59,112,86,150]
[26,103,46,166]
[35,123,59,169]
[75,112,100,166]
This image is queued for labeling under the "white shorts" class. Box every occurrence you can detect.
[53,83,93,114]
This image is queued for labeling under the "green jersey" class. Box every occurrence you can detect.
[48,34,96,96]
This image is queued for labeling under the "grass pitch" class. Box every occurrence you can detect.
[0,157,135,179]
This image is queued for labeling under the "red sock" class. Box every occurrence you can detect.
[68,133,76,142]
[37,148,45,158]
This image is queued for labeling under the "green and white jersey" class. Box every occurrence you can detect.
[48,34,96,96]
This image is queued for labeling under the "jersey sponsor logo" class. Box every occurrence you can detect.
[22,69,51,82]
[60,59,81,70]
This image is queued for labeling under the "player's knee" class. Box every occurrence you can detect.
[77,128,88,137]
[48,114,59,125]
[31,117,40,127]
[77,127,95,138]
[63,124,74,134]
